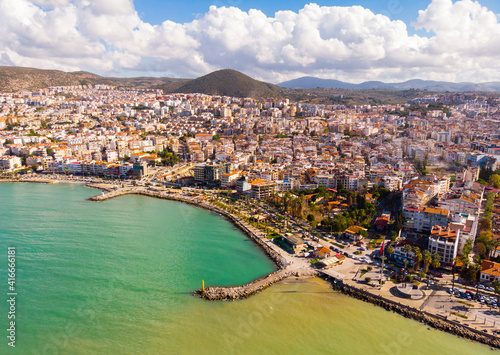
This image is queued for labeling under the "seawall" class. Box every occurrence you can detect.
[327,279,500,349]
[0,178,54,184]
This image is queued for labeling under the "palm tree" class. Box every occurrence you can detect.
[465,262,481,299]
[387,245,394,255]
[423,250,432,273]
[493,280,500,306]
[418,270,426,280]
[291,198,303,218]
[413,247,422,271]
[473,256,482,298]
[431,253,441,270]
[487,239,500,260]
[403,259,409,274]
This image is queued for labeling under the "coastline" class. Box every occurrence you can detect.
[84,185,500,349]
[4,179,499,349]
[327,278,500,349]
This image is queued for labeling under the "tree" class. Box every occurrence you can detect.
[394,211,404,232]
[431,253,441,270]
[460,261,478,286]
[487,239,500,260]
[356,194,367,209]
[132,180,137,186]
[418,270,426,280]
[403,259,409,273]
[477,178,488,185]
[462,239,474,258]
[282,192,291,213]
[387,245,394,255]
[365,277,371,284]
[423,250,432,273]
[413,247,422,271]
[290,198,304,218]
[489,174,500,189]
[307,214,315,223]
[493,280,500,306]
[476,243,487,259]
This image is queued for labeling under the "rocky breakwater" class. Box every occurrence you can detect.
[86,185,128,199]
[197,269,319,301]
[333,283,500,349]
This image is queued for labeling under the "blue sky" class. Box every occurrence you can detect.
[3,0,500,82]
[134,0,500,28]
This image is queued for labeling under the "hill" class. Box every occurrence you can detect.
[0,66,282,98]
[173,69,284,97]
[0,66,85,92]
[279,76,500,92]
[0,66,188,93]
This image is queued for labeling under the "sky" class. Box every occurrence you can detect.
[2,0,500,83]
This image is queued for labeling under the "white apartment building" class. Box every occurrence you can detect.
[0,156,22,170]
[221,170,242,188]
[428,225,459,264]
[314,174,337,189]
[403,206,449,233]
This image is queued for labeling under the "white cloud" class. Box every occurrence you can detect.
[1,0,500,83]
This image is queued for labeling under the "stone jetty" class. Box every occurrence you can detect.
[196,269,319,301]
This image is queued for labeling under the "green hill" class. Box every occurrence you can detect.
[172,69,284,98]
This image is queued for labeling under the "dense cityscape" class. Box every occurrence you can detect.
[2,84,500,340]
[5,0,500,352]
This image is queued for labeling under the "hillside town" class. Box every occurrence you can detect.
[2,84,500,317]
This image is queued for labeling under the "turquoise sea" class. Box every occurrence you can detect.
[0,183,492,354]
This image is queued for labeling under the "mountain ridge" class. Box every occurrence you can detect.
[278,76,500,92]
[1,66,500,97]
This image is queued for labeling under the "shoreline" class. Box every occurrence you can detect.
[325,277,500,349]
[4,180,499,349]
